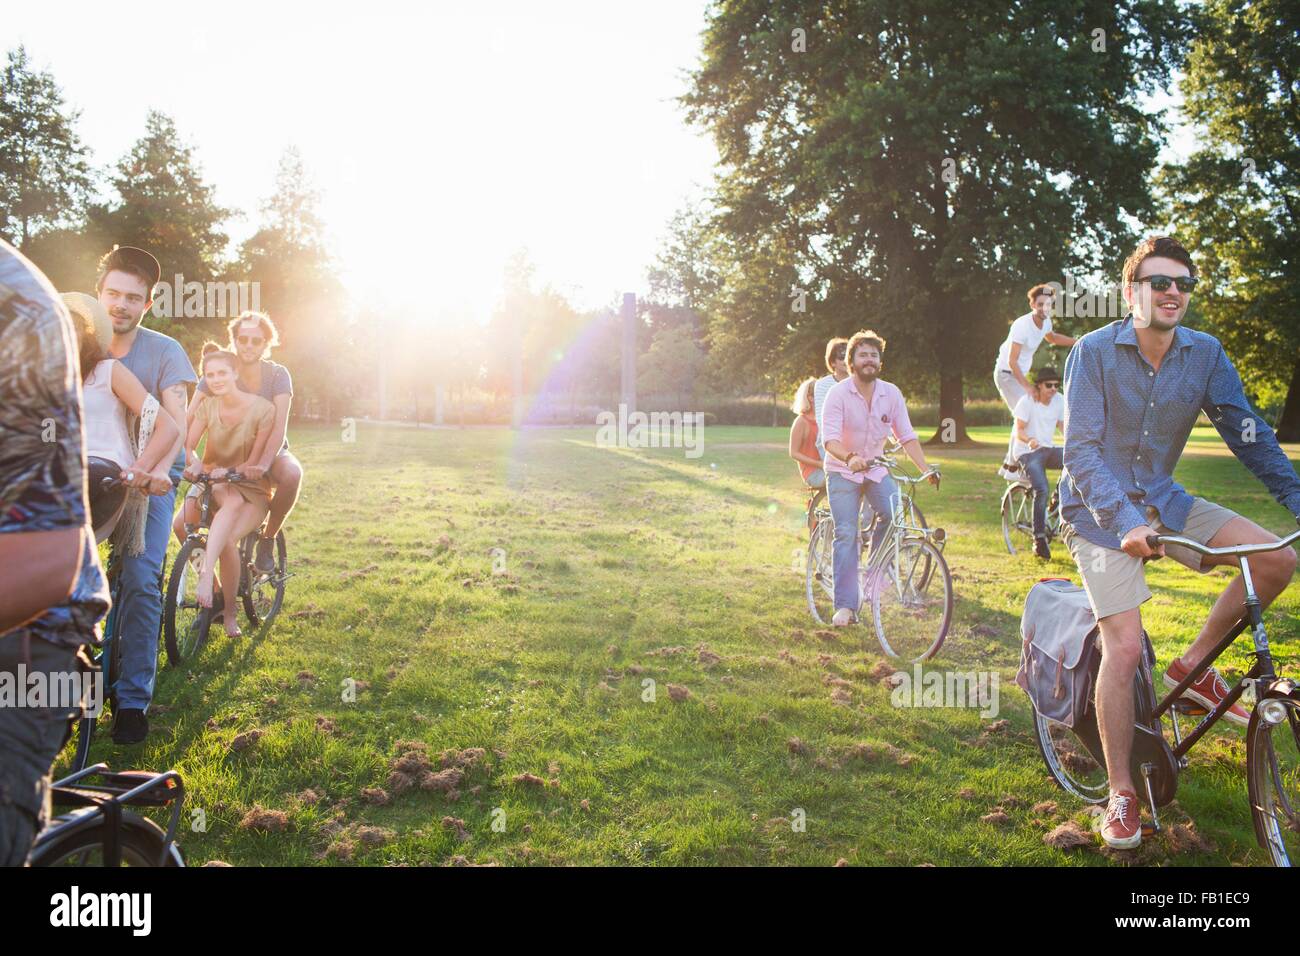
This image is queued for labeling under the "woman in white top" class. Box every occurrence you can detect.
[65,293,179,542]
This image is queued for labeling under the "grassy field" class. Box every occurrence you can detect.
[60,422,1300,866]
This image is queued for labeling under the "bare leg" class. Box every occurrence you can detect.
[173,497,197,545]
[1095,607,1144,795]
[217,540,242,636]
[1178,516,1296,670]
[264,454,302,540]
[198,491,268,607]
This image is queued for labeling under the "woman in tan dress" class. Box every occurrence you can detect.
[181,343,276,636]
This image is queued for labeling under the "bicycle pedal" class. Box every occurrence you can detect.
[1171,699,1210,717]
[1140,821,1158,837]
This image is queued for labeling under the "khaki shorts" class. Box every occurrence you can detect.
[1063,497,1240,620]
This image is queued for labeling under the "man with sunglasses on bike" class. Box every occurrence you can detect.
[0,240,109,866]
[1060,235,1300,849]
[184,311,302,574]
[1012,367,1065,559]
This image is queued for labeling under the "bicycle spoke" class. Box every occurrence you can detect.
[873,538,951,661]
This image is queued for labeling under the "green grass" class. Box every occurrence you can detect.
[61,423,1300,866]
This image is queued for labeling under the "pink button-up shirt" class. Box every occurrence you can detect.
[820,377,917,483]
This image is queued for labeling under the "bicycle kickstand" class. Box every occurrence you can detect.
[1139,762,1162,836]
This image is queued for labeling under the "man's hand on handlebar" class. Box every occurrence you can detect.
[1121,524,1164,560]
[925,468,941,488]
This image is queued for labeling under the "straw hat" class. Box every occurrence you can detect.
[61,291,112,351]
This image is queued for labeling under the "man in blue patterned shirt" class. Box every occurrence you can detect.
[0,240,110,865]
[1060,235,1300,850]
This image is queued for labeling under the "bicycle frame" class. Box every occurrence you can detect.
[1147,535,1292,759]
[1126,528,1300,827]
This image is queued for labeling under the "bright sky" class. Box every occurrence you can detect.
[10,0,719,322]
[11,4,1193,325]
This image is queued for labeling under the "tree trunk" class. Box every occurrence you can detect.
[1276,358,1300,443]
[925,297,977,447]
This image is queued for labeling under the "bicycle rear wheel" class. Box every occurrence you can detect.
[870,537,952,661]
[1032,707,1110,804]
[805,518,837,625]
[1247,693,1300,866]
[30,810,183,867]
[242,531,287,631]
[164,538,211,665]
[1000,483,1033,554]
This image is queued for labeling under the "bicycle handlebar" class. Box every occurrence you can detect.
[187,471,245,485]
[1146,525,1300,558]
[865,456,941,487]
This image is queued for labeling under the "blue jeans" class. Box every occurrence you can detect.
[805,468,826,489]
[1019,446,1062,538]
[828,471,899,612]
[113,485,177,711]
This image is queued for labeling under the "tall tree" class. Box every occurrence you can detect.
[1157,0,1300,440]
[236,147,349,421]
[0,45,93,248]
[682,0,1188,444]
[95,110,232,289]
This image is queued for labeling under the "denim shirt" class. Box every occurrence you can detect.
[1061,316,1300,549]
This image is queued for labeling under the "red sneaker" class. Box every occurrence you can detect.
[1100,789,1141,849]
[1163,656,1251,728]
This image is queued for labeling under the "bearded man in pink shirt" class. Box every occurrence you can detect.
[820,329,941,626]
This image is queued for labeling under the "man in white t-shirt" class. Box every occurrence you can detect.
[812,337,849,459]
[995,283,1075,476]
[1012,366,1065,558]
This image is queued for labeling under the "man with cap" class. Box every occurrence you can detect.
[0,239,109,864]
[95,246,194,745]
[1011,366,1065,559]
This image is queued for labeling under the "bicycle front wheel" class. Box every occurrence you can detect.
[1247,692,1300,866]
[1001,483,1033,554]
[869,537,952,661]
[164,538,211,665]
[805,518,837,625]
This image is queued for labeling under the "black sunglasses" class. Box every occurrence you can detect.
[1040,382,1060,390]
[1135,274,1197,294]
[237,334,265,346]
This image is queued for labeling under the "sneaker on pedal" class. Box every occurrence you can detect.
[254,536,277,573]
[1100,789,1141,849]
[831,607,855,627]
[111,707,149,745]
[1033,536,1051,560]
[1163,656,1251,728]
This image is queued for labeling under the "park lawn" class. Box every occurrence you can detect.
[61,422,1300,866]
